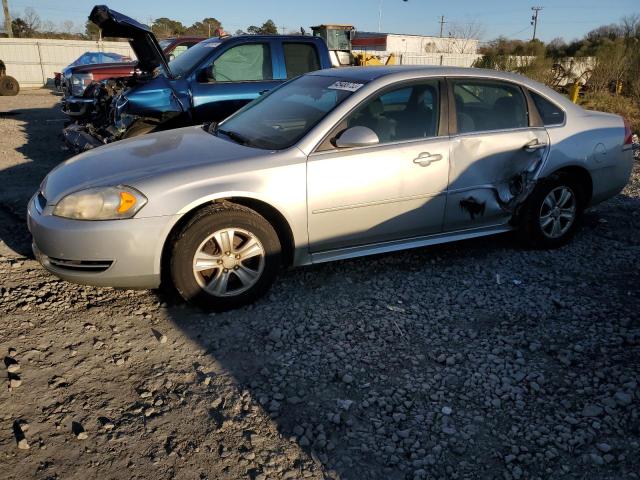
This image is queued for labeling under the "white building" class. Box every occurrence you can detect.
[352,31,479,55]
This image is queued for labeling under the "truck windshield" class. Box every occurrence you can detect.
[214,75,365,150]
[168,39,222,77]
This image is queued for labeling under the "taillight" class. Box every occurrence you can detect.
[623,118,632,145]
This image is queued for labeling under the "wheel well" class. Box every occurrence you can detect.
[160,197,295,287]
[552,166,593,205]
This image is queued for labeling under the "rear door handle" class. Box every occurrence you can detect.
[413,152,443,167]
[523,140,548,152]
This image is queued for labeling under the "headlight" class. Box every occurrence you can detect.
[70,73,93,96]
[53,186,147,220]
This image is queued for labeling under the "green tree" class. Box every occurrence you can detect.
[85,19,100,40]
[246,19,278,35]
[151,17,186,39]
[186,17,222,36]
[11,18,34,37]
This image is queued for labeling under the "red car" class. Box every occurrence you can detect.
[62,36,204,117]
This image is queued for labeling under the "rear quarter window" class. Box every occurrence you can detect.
[283,43,321,78]
[530,91,565,126]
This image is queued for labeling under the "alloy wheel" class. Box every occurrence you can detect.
[539,186,576,239]
[192,228,265,297]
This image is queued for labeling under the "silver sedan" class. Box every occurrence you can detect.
[28,66,634,310]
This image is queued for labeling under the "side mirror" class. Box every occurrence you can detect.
[197,67,215,83]
[333,126,379,148]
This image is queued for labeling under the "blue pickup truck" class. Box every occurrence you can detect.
[63,5,332,151]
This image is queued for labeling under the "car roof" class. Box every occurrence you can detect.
[311,66,577,110]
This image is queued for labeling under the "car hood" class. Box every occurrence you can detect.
[42,126,258,204]
[89,5,171,76]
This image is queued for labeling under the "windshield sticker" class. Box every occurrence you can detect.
[328,81,364,92]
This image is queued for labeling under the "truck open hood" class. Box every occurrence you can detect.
[89,5,172,76]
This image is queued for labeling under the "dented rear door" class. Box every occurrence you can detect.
[443,78,549,231]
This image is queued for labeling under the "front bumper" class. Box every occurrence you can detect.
[28,194,179,289]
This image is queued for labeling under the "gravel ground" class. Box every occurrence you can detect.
[1,89,639,480]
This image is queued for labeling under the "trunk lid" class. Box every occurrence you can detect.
[89,5,172,77]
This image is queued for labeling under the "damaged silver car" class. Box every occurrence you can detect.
[30,67,634,310]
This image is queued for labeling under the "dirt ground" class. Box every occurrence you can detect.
[0,89,639,480]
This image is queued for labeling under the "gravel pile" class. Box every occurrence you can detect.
[1,90,639,480]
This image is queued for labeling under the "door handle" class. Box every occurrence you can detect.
[523,140,548,152]
[258,89,270,95]
[413,152,443,167]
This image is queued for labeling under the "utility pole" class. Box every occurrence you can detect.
[438,15,446,38]
[2,0,13,38]
[280,25,286,35]
[378,0,409,33]
[531,6,542,41]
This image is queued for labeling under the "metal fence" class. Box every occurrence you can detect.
[399,53,483,67]
[0,38,135,88]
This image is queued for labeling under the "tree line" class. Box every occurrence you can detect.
[2,6,280,40]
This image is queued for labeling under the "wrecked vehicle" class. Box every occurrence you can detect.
[60,37,203,117]
[55,51,131,92]
[63,5,331,152]
[31,67,634,310]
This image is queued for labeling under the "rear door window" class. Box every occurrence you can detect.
[452,80,528,133]
[283,43,320,78]
[530,91,565,126]
[212,43,273,82]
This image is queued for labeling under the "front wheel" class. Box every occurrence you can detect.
[518,173,585,249]
[169,203,281,310]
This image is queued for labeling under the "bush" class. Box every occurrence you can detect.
[579,92,640,133]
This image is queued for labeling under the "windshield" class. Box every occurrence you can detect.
[168,39,221,77]
[215,75,365,150]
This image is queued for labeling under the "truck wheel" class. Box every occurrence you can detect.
[169,203,281,310]
[518,173,585,249]
[0,75,19,96]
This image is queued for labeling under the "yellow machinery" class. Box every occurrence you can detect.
[569,82,580,103]
[311,24,395,67]
[353,52,396,66]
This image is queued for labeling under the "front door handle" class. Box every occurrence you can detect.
[258,89,270,95]
[413,152,443,167]
[523,139,548,152]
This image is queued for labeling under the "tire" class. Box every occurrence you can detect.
[518,173,586,249]
[0,75,19,96]
[169,202,282,310]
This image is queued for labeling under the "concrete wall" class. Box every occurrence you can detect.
[0,38,135,88]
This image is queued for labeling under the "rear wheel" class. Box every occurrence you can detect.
[169,203,281,310]
[0,75,19,96]
[518,173,585,248]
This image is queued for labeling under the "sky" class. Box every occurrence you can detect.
[4,0,639,42]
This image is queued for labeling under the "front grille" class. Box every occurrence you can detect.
[47,257,113,273]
